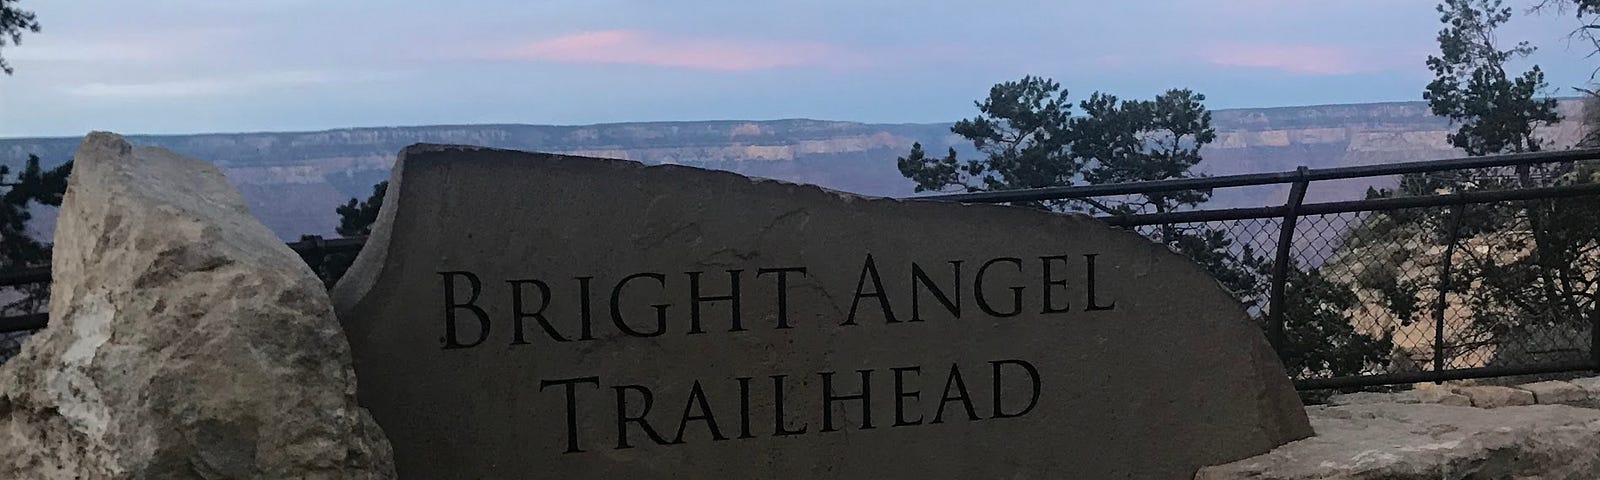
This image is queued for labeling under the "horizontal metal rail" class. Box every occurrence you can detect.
[0,236,367,288]
[915,148,1600,204]
[0,313,47,333]
[32,185,1595,288]
[1100,182,1600,227]
[0,267,49,288]
[289,235,368,255]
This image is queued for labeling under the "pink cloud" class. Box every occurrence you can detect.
[495,30,843,71]
[1206,43,1397,75]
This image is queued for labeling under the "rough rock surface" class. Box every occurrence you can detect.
[1570,376,1600,396]
[0,133,394,479]
[1326,392,1394,406]
[1454,385,1536,408]
[1196,403,1600,479]
[1521,380,1590,405]
[1395,388,1470,407]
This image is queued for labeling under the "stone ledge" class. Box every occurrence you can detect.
[1453,385,1536,408]
[1569,376,1600,397]
[1327,375,1600,411]
[1394,388,1471,406]
[1197,403,1600,479]
[1520,380,1590,405]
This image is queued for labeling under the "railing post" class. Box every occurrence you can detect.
[1591,287,1600,372]
[297,235,326,272]
[1433,205,1466,377]
[1267,167,1311,358]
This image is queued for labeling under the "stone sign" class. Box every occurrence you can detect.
[331,144,1312,479]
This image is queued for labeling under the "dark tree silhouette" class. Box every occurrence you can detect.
[312,181,387,286]
[0,0,40,75]
[899,76,1392,377]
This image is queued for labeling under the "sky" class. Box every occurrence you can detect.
[1,0,1598,137]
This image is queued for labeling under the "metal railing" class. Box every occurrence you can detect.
[5,149,1600,390]
[922,148,1600,390]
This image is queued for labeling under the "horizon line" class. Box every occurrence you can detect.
[1,97,1582,141]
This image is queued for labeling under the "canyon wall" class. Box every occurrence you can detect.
[0,100,1586,239]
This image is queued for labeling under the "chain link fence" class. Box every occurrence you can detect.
[918,150,1600,390]
[1116,199,1597,388]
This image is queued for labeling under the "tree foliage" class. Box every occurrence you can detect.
[336,181,387,237]
[1281,268,1396,377]
[0,0,40,75]
[897,76,1077,200]
[1535,0,1600,67]
[1533,0,1600,145]
[898,77,1218,218]
[312,181,387,286]
[1355,0,1591,369]
[1426,0,1559,157]
[900,76,1392,377]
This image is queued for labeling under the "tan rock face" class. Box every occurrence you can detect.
[1197,403,1600,480]
[1454,385,1537,408]
[1520,381,1590,405]
[1396,388,1471,407]
[1571,377,1600,396]
[0,133,394,479]
[1327,392,1394,406]
[332,145,1311,479]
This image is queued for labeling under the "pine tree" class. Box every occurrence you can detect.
[311,181,387,286]
[1359,0,1590,369]
[900,76,1392,377]
[0,0,40,75]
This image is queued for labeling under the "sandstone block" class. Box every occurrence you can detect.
[1453,385,1536,408]
[1520,380,1589,405]
[1395,388,1471,407]
[0,133,395,479]
[1197,403,1600,479]
[1327,392,1395,406]
[1567,376,1600,396]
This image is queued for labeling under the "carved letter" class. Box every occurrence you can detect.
[975,258,1025,318]
[846,254,897,325]
[508,279,567,343]
[821,370,875,432]
[991,359,1042,419]
[932,363,981,423]
[757,267,808,329]
[439,271,490,349]
[614,385,676,449]
[772,375,809,436]
[911,261,962,321]
[1039,255,1071,314]
[687,270,743,334]
[540,376,600,453]
[672,380,727,443]
[610,272,670,337]
[1085,253,1116,311]
[891,366,924,427]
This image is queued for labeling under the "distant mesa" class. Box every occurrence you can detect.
[0,99,1585,240]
